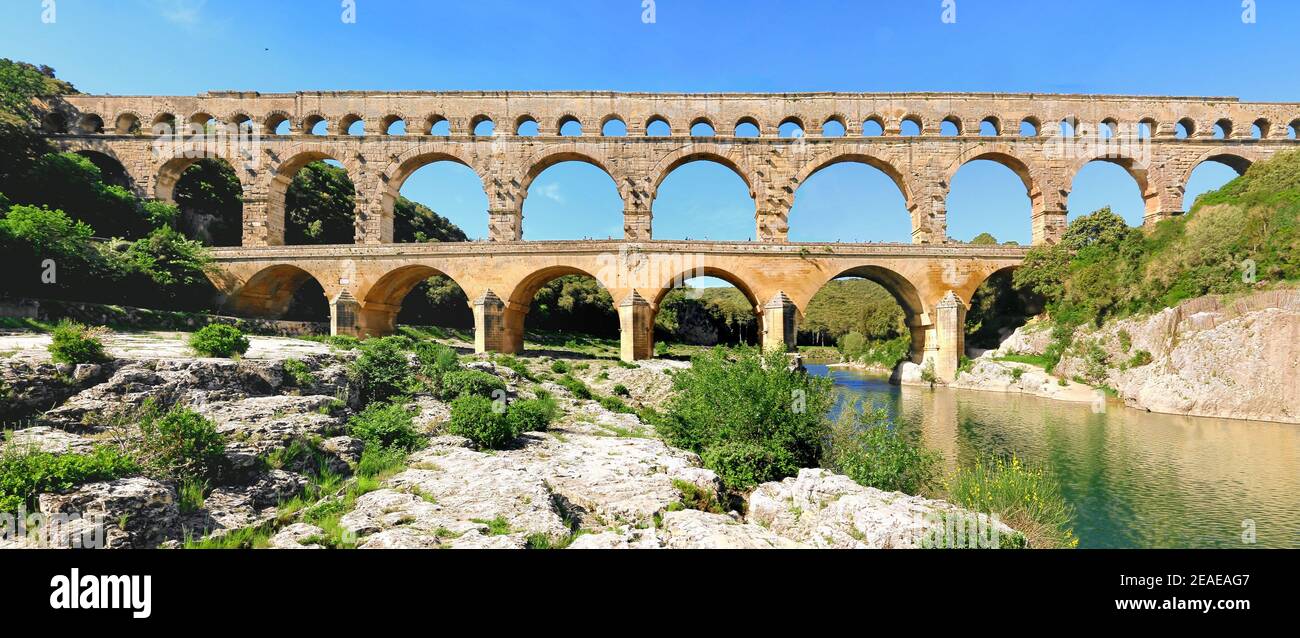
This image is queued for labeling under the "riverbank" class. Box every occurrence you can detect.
[0,329,1020,550]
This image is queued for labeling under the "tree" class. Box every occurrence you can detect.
[970,232,999,245]
[285,161,357,245]
[395,196,469,242]
[173,159,243,246]
[1060,206,1130,251]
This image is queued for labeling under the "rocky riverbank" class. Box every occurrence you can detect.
[947,290,1299,423]
[0,334,1020,549]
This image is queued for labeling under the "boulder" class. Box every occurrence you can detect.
[2,426,96,455]
[38,477,179,549]
[748,469,1021,549]
[658,510,804,549]
[268,523,327,549]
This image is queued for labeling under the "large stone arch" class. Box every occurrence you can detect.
[154,148,248,203]
[355,263,476,335]
[266,143,362,246]
[943,144,1048,244]
[1064,151,1155,221]
[478,263,619,354]
[519,144,626,204]
[220,263,333,320]
[55,141,140,192]
[808,264,931,363]
[649,144,764,240]
[376,142,489,239]
[791,151,918,241]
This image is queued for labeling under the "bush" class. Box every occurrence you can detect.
[700,441,789,493]
[48,320,110,364]
[823,403,939,494]
[556,374,592,400]
[350,336,416,407]
[281,359,314,387]
[447,395,517,450]
[612,384,630,397]
[507,396,558,433]
[348,402,423,452]
[130,405,226,483]
[550,360,570,374]
[0,446,139,512]
[188,324,250,358]
[439,370,507,400]
[414,341,460,388]
[948,455,1079,549]
[658,347,834,491]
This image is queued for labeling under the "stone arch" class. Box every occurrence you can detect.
[376,142,487,236]
[155,148,246,203]
[556,113,584,136]
[263,110,292,135]
[507,264,616,310]
[75,113,104,134]
[380,114,407,135]
[418,114,449,136]
[599,114,626,136]
[645,114,672,136]
[71,148,133,190]
[267,144,361,244]
[821,113,849,136]
[899,114,924,135]
[340,113,365,136]
[301,112,329,135]
[734,115,764,136]
[811,264,930,360]
[1066,151,1154,219]
[223,264,332,319]
[979,116,1002,136]
[1182,149,1255,184]
[470,114,497,136]
[688,116,716,137]
[649,145,760,200]
[226,112,254,133]
[794,151,915,211]
[514,114,539,135]
[519,145,625,205]
[944,144,1043,242]
[150,113,177,135]
[940,114,963,136]
[862,114,885,136]
[358,264,475,334]
[113,112,143,135]
[650,265,762,311]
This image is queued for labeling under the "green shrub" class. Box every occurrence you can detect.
[550,360,570,374]
[597,394,634,414]
[492,354,536,381]
[0,446,139,512]
[439,370,507,400]
[659,348,834,491]
[447,395,517,449]
[506,396,558,433]
[356,445,408,479]
[823,403,939,495]
[281,359,315,387]
[1126,350,1153,368]
[612,384,630,397]
[178,478,207,514]
[348,402,423,452]
[414,341,460,385]
[556,374,592,400]
[350,336,416,407]
[48,320,110,364]
[132,404,227,483]
[188,324,250,358]
[948,455,1079,549]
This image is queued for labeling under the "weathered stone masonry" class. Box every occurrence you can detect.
[39,91,1300,380]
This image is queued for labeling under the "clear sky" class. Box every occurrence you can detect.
[2,0,1294,247]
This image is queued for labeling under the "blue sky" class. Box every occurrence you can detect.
[2,0,1293,246]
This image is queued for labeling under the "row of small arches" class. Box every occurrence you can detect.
[54,110,1300,141]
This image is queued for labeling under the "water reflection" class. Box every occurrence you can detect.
[811,364,1300,548]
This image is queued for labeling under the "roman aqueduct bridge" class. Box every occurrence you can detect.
[40,90,1300,379]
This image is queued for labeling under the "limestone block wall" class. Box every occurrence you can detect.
[44,91,1299,248]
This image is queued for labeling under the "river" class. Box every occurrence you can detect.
[808,364,1300,548]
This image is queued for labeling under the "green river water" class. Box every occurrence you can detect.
[808,364,1300,548]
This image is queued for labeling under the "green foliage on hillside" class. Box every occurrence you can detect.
[800,279,906,345]
[285,161,357,245]
[395,196,470,242]
[173,158,243,246]
[1014,150,1300,331]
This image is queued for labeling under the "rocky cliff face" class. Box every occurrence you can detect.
[1055,289,1299,424]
